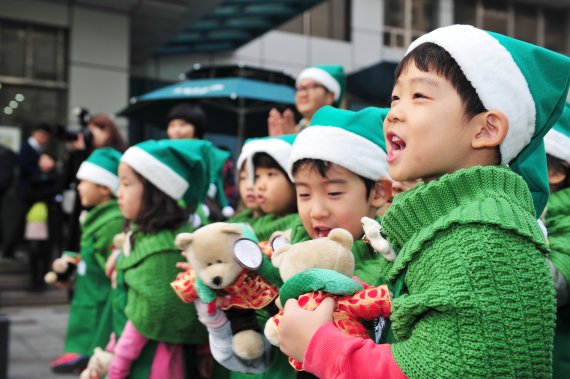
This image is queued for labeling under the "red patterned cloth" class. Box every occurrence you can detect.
[271,285,392,371]
[170,269,278,310]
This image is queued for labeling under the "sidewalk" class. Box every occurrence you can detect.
[3,304,70,379]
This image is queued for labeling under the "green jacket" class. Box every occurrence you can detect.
[382,166,555,378]
[545,187,570,379]
[115,224,207,345]
[65,200,123,355]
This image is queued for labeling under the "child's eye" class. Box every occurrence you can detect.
[328,192,343,197]
[391,95,400,103]
[298,193,310,199]
[413,92,427,99]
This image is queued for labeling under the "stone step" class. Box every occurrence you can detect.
[0,288,69,307]
[0,273,30,290]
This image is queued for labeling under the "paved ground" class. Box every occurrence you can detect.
[3,304,71,379]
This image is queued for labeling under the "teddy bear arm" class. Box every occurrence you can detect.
[338,285,392,320]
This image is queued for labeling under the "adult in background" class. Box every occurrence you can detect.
[0,144,18,245]
[267,65,345,136]
[62,114,126,252]
[2,124,51,258]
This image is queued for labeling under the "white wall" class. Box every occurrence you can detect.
[68,6,130,132]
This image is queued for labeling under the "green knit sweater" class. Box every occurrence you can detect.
[117,225,207,345]
[238,212,300,242]
[545,188,570,283]
[382,165,556,379]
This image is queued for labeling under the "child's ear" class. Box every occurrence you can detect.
[548,165,567,186]
[471,110,509,150]
[369,178,392,208]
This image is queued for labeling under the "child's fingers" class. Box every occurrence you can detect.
[314,297,336,318]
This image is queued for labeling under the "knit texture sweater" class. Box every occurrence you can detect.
[381,166,556,379]
[545,188,570,283]
[117,225,207,345]
[248,212,300,242]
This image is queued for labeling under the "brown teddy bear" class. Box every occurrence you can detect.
[171,222,281,360]
[264,228,392,371]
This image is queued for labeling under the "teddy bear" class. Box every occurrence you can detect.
[44,252,81,286]
[170,222,282,360]
[264,228,392,371]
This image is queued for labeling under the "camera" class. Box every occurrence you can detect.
[53,107,93,148]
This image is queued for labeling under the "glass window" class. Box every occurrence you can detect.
[0,22,27,78]
[0,19,68,131]
[544,9,567,54]
[32,26,61,81]
[514,3,538,44]
[385,0,405,28]
[481,0,508,35]
[278,0,350,41]
[454,0,476,25]
[412,0,437,32]
[310,1,331,39]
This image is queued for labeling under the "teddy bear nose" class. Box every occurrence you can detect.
[212,276,223,286]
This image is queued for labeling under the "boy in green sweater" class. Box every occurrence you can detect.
[277,24,570,379]
[50,147,124,374]
[544,102,570,379]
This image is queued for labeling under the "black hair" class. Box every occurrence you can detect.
[547,154,570,190]
[395,42,501,162]
[166,103,207,139]
[253,152,290,180]
[395,42,487,120]
[291,158,375,198]
[32,123,52,133]
[130,171,191,247]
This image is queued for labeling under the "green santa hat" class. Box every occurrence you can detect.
[544,102,570,165]
[239,134,297,185]
[288,106,390,181]
[121,139,211,208]
[407,24,570,216]
[296,65,346,104]
[207,146,235,218]
[76,147,121,194]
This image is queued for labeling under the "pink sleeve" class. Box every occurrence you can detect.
[107,321,149,379]
[303,323,407,379]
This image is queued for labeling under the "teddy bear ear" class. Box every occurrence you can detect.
[327,228,354,250]
[233,238,263,270]
[175,233,194,250]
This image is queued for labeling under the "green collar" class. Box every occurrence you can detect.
[118,224,192,270]
[546,187,570,218]
[81,200,122,237]
[382,166,548,280]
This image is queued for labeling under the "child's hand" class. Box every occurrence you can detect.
[277,297,336,363]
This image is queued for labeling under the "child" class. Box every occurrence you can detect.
[241,135,300,241]
[277,24,570,378]
[544,102,570,379]
[50,147,123,374]
[227,141,264,223]
[107,139,212,379]
[287,106,393,285]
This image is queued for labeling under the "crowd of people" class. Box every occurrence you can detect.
[1,24,569,379]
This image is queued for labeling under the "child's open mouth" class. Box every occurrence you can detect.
[387,132,406,163]
[314,227,332,238]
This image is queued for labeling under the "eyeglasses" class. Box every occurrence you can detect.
[296,83,325,93]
